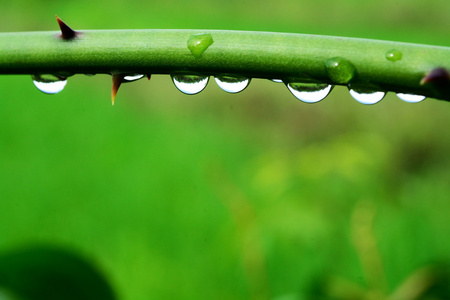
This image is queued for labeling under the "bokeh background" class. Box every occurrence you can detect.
[0,1,449,299]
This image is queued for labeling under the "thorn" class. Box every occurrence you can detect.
[421,68,450,101]
[111,74,124,106]
[420,67,450,85]
[147,74,152,80]
[56,15,78,40]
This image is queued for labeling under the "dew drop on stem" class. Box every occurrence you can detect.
[286,82,333,103]
[397,93,426,103]
[348,88,385,105]
[187,33,214,58]
[215,75,250,93]
[172,74,209,95]
[123,74,145,82]
[386,49,402,62]
[325,57,356,84]
[32,74,67,94]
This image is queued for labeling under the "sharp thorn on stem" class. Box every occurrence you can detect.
[56,15,78,40]
[420,67,450,86]
[111,74,124,106]
[421,68,450,101]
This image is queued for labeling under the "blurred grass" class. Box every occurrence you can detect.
[0,1,449,299]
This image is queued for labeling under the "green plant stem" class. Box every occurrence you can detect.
[0,29,449,100]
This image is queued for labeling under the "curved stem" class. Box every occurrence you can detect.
[0,29,449,100]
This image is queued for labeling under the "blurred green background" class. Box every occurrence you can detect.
[0,1,449,299]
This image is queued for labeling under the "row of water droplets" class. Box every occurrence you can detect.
[284,50,425,104]
[32,24,427,104]
[171,74,250,94]
[31,73,426,104]
[31,73,145,94]
[287,82,425,104]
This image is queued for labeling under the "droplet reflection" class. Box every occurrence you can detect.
[123,74,145,82]
[172,74,209,95]
[215,76,250,93]
[32,74,67,94]
[349,89,385,105]
[396,93,426,103]
[287,82,333,103]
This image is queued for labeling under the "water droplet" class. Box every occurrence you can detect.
[386,49,402,62]
[123,74,145,82]
[187,33,214,58]
[349,89,385,105]
[287,82,333,103]
[32,74,67,94]
[325,57,355,84]
[172,74,209,95]
[271,79,283,83]
[396,93,426,103]
[215,75,250,93]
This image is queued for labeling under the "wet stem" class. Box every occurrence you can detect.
[0,16,449,103]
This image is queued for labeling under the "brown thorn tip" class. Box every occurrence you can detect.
[420,67,450,85]
[56,15,77,40]
[112,74,124,106]
[147,74,152,80]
